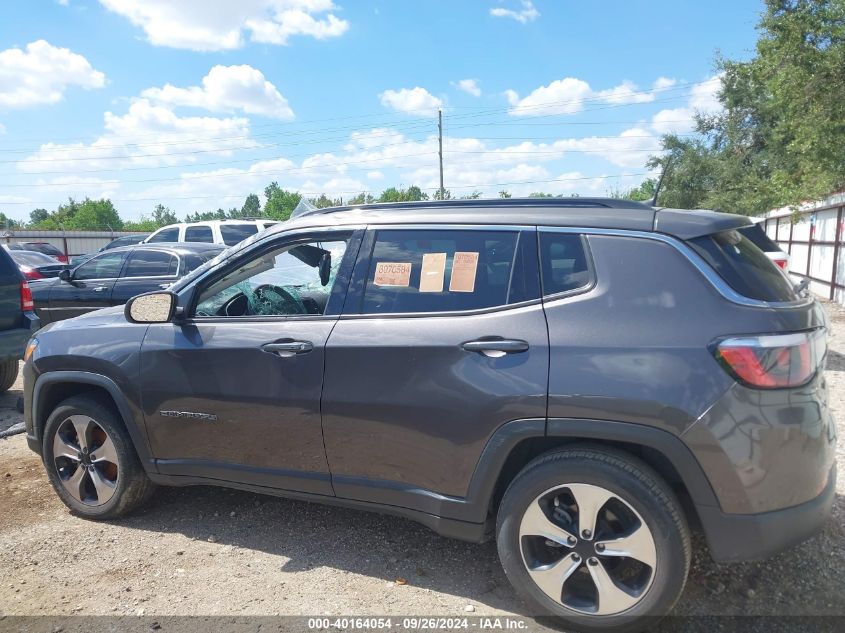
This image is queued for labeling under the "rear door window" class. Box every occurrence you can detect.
[358,229,539,314]
[184,226,214,243]
[687,229,797,302]
[123,251,179,277]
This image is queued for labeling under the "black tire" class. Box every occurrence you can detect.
[42,394,155,519]
[496,446,690,633]
[0,359,18,393]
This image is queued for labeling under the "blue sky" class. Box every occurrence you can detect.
[0,0,763,222]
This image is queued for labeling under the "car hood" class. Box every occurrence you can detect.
[40,305,129,334]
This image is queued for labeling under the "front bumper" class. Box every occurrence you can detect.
[697,463,836,562]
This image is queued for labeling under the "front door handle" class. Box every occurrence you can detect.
[92,286,109,293]
[462,338,529,358]
[262,340,314,357]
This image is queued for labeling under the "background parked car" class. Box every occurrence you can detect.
[738,223,789,270]
[99,233,149,251]
[144,219,278,247]
[67,233,150,268]
[30,242,223,325]
[0,247,39,392]
[5,241,68,263]
[7,250,69,280]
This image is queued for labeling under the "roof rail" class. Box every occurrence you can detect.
[299,196,652,218]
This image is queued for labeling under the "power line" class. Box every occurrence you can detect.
[0,170,652,206]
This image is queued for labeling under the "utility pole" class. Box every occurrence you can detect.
[438,108,445,200]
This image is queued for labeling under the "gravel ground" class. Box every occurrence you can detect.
[0,304,843,631]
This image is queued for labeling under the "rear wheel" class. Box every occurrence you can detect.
[0,359,18,393]
[42,395,155,519]
[496,446,690,633]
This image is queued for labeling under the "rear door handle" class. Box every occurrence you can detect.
[262,340,314,357]
[461,338,529,358]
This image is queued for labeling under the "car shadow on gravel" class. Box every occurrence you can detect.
[114,484,528,614]
[107,481,845,621]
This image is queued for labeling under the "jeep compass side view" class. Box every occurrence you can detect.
[23,198,835,632]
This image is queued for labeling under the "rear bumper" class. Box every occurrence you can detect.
[697,463,836,563]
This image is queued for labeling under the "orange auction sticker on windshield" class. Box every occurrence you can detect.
[373,262,412,286]
[449,251,479,292]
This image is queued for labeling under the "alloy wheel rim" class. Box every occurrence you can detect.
[52,415,119,506]
[518,483,657,616]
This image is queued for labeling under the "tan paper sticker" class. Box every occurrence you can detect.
[373,262,412,287]
[419,252,447,293]
[449,251,479,292]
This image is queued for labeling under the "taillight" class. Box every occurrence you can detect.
[714,330,826,388]
[774,258,788,270]
[20,281,34,312]
[21,267,44,280]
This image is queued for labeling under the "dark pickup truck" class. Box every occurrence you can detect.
[0,247,40,391]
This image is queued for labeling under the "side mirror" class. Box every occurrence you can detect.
[58,269,72,282]
[125,291,176,324]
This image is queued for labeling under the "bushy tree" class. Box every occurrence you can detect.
[348,192,375,205]
[264,182,302,220]
[240,193,262,217]
[152,204,178,226]
[652,0,845,214]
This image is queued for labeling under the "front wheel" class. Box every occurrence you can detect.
[42,395,155,519]
[496,446,690,633]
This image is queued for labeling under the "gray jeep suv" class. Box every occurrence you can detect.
[22,198,835,631]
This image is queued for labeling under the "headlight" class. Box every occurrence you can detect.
[24,338,38,362]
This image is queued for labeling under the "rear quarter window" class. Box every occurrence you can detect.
[539,232,593,296]
[687,230,797,302]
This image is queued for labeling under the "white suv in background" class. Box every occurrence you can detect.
[144,219,278,247]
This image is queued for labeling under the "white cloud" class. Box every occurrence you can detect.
[0,40,105,109]
[507,77,664,116]
[142,65,294,119]
[651,75,723,135]
[0,122,5,135]
[653,77,677,91]
[19,99,256,172]
[596,80,655,105]
[490,1,539,24]
[99,0,349,51]
[555,127,662,168]
[453,79,481,97]
[379,87,443,116]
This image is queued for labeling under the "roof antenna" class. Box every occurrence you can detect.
[646,157,672,207]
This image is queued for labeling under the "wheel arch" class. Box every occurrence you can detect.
[32,371,154,470]
[468,418,721,533]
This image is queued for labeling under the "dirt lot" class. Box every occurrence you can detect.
[1,305,843,630]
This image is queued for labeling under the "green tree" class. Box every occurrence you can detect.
[498,190,512,198]
[348,192,375,205]
[309,193,341,209]
[528,192,555,198]
[240,193,262,217]
[432,188,452,200]
[67,198,124,230]
[0,213,22,229]
[152,204,178,226]
[124,217,158,232]
[263,182,302,220]
[653,0,845,214]
[30,208,49,224]
[377,186,430,203]
[621,178,658,202]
